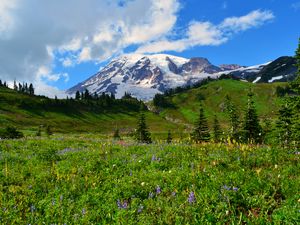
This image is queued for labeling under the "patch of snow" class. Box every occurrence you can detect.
[268,75,284,83]
[253,77,261,83]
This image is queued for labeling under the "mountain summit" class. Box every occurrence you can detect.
[67,54,296,100]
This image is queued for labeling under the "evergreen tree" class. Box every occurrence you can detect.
[276,101,293,148]
[225,95,240,141]
[212,115,222,143]
[36,126,42,137]
[0,80,2,86]
[13,80,18,91]
[135,112,152,143]
[29,83,34,95]
[166,130,172,144]
[191,103,210,143]
[113,129,121,140]
[242,91,262,144]
[46,125,53,136]
[75,91,81,100]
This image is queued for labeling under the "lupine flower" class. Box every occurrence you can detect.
[148,192,154,199]
[188,191,196,204]
[156,186,162,194]
[60,195,64,201]
[117,199,128,209]
[232,187,239,192]
[138,205,144,213]
[172,191,176,197]
[30,205,36,213]
[82,208,86,215]
[222,185,231,191]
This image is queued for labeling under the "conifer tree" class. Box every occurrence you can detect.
[75,91,81,100]
[113,129,121,140]
[224,95,240,141]
[212,115,222,143]
[13,80,18,91]
[191,103,210,143]
[166,130,172,144]
[46,125,53,136]
[135,112,152,143]
[276,101,293,148]
[29,83,34,95]
[242,91,262,143]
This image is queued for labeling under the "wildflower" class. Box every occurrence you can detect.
[60,195,63,201]
[151,155,156,161]
[172,191,176,197]
[52,199,56,206]
[30,205,36,213]
[188,191,196,204]
[222,185,231,191]
[141,182,145,186]
[138,205,144,213]
[129,170,132,176]
[275,164,278,169]
[232,187,239,192]
[156,186,162,194]
[148,192,154,199]
[82,208,86,215]
[117,199,128,209]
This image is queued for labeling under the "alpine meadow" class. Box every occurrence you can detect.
[0,1,300,224]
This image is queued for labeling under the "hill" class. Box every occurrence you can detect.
[151,79,286,129]
[0,86,178,135]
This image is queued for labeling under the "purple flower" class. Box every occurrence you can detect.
[138,205,144,213]
[232,187,239,192]
[222,185,231,191]
[82,208,86,215]
[156,186,162,194]
[188,191,196,204]
[117,199,128,209]
[30,205,36,213]
[172,191,176,197]
[151,155,156,161]
[60,195,63,201]
[148,192,154,199]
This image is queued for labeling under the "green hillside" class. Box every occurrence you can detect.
[0,87,178,136]
[153,79,286,128]
[0,79,287,137]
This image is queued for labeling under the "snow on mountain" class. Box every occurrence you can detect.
[67,54,221,101]
[67,54,297,101]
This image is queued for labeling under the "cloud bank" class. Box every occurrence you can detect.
[0,0,274,97]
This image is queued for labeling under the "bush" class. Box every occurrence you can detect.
[0,126,24,139]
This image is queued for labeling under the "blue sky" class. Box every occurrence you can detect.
[0,0,299,95]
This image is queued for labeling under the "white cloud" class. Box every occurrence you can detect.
[0,0,180,96]
[292,2,300,10]
[137,10,274,54]
[0,1,275,97]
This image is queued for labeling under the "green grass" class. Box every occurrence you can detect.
[0,135,299,224]
[157,79,285,127]
[0,87,179,134]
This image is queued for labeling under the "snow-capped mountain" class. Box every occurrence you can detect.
[67,54,227,101]
[67,54,297,101]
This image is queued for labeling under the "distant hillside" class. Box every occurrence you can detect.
[151,79,286,128]
[0,86,178,135]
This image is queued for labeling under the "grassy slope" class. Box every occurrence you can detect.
[156,79,285,127]
[0,87,178,135]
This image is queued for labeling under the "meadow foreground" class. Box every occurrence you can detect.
[0,134,299,224]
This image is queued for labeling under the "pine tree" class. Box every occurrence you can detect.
[113,129,121,140]
[166,130,172,144]
[29,83,34,95]
[224,95,240,141]
[212,115,222,143]
[13,80,18,91]
[276,101,293,148]
[242,91,262,144]
[135,112,152,143]
[46,125,53,136]
[191,103,210,143]
[75,91,81,100]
